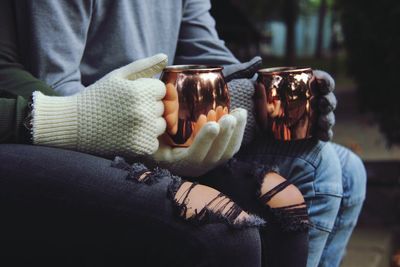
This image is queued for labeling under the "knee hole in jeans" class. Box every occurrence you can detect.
[168,180,265,228]
[259,172,310,232]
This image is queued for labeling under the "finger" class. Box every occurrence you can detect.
[137,78,166,100]
[187,122,220,162]
[318,92,337,114]
[163,83,179,134]
[154,117,167,137]
[207,109,217,122]
[164,83,179,102]
[164,115,178,135]
[216,106,224,121]
[221,108,247,161]
[312,70,335,95]
[119,54,168,80]
[193,114,207,136]
[147,138,160,155]
[151,135,174,161]
[203,114,236,163]
[223,107,229,116]
[318,111,335,131]
[154,101,165,117]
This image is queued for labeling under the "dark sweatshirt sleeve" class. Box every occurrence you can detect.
[0,0,58,144]
[174,0,240,66]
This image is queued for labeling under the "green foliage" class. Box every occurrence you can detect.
[337,0,400,144]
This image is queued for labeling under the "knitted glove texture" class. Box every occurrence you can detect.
[223,57,262,145]
[228,79,257,144]
[32,54,168,158]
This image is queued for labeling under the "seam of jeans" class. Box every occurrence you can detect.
[314,192,343,198]
[341,169,366,204]
[310,223,332,233]
[342,195,366,206]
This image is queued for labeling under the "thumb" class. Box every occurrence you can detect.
[110,53,168,80]
[223,56,262,82]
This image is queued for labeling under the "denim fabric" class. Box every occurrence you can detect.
[236,137,366,267]
[0,144,262,267]
[318,144,367,267]
[199,159,310,267]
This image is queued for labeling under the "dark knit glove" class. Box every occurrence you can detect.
[223,57,262,144]
[312,70,337,141]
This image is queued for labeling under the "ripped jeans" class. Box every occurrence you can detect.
[0,144,310,267]
[235,137,367,267]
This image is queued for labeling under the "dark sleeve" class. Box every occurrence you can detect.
[174,0,240,66]
[0,0,58,144]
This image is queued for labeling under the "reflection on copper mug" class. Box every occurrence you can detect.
[255,67,316,140]
[160,65,230,147]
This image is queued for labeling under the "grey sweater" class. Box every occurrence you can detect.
[12,0,257,142]
[14,0,239,96]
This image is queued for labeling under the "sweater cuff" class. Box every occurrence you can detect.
[228,79,257,144]
[32,91,78,148]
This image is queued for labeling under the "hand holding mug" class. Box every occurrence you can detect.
[160,65,230,147]
[163,81,229,146]
[150,65,247,177]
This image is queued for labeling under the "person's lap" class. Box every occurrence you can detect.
[0,139,366,267]
[0,144,262,267]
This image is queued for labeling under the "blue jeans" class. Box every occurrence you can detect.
[236,138,367,267]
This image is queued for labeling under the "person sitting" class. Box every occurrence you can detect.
[0,1,366,266]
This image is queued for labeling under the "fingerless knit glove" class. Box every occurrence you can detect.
[32,54,168,158]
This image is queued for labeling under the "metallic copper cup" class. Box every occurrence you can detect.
[255,67,316,141]
[160,65,230,147]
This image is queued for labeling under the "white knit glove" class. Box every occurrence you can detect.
[32,54,168,158]
[151,108,247,177]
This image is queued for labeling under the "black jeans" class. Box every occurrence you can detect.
[0,144,262,267]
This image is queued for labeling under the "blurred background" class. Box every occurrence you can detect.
[210,0,400,266]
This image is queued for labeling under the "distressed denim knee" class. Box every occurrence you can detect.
[112,157,264,229]
[168,178,265,228]
[252,165,311,232]
[237,138,343,267]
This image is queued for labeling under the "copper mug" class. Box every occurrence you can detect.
[255,67,316,140]
[160,65,230,147]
